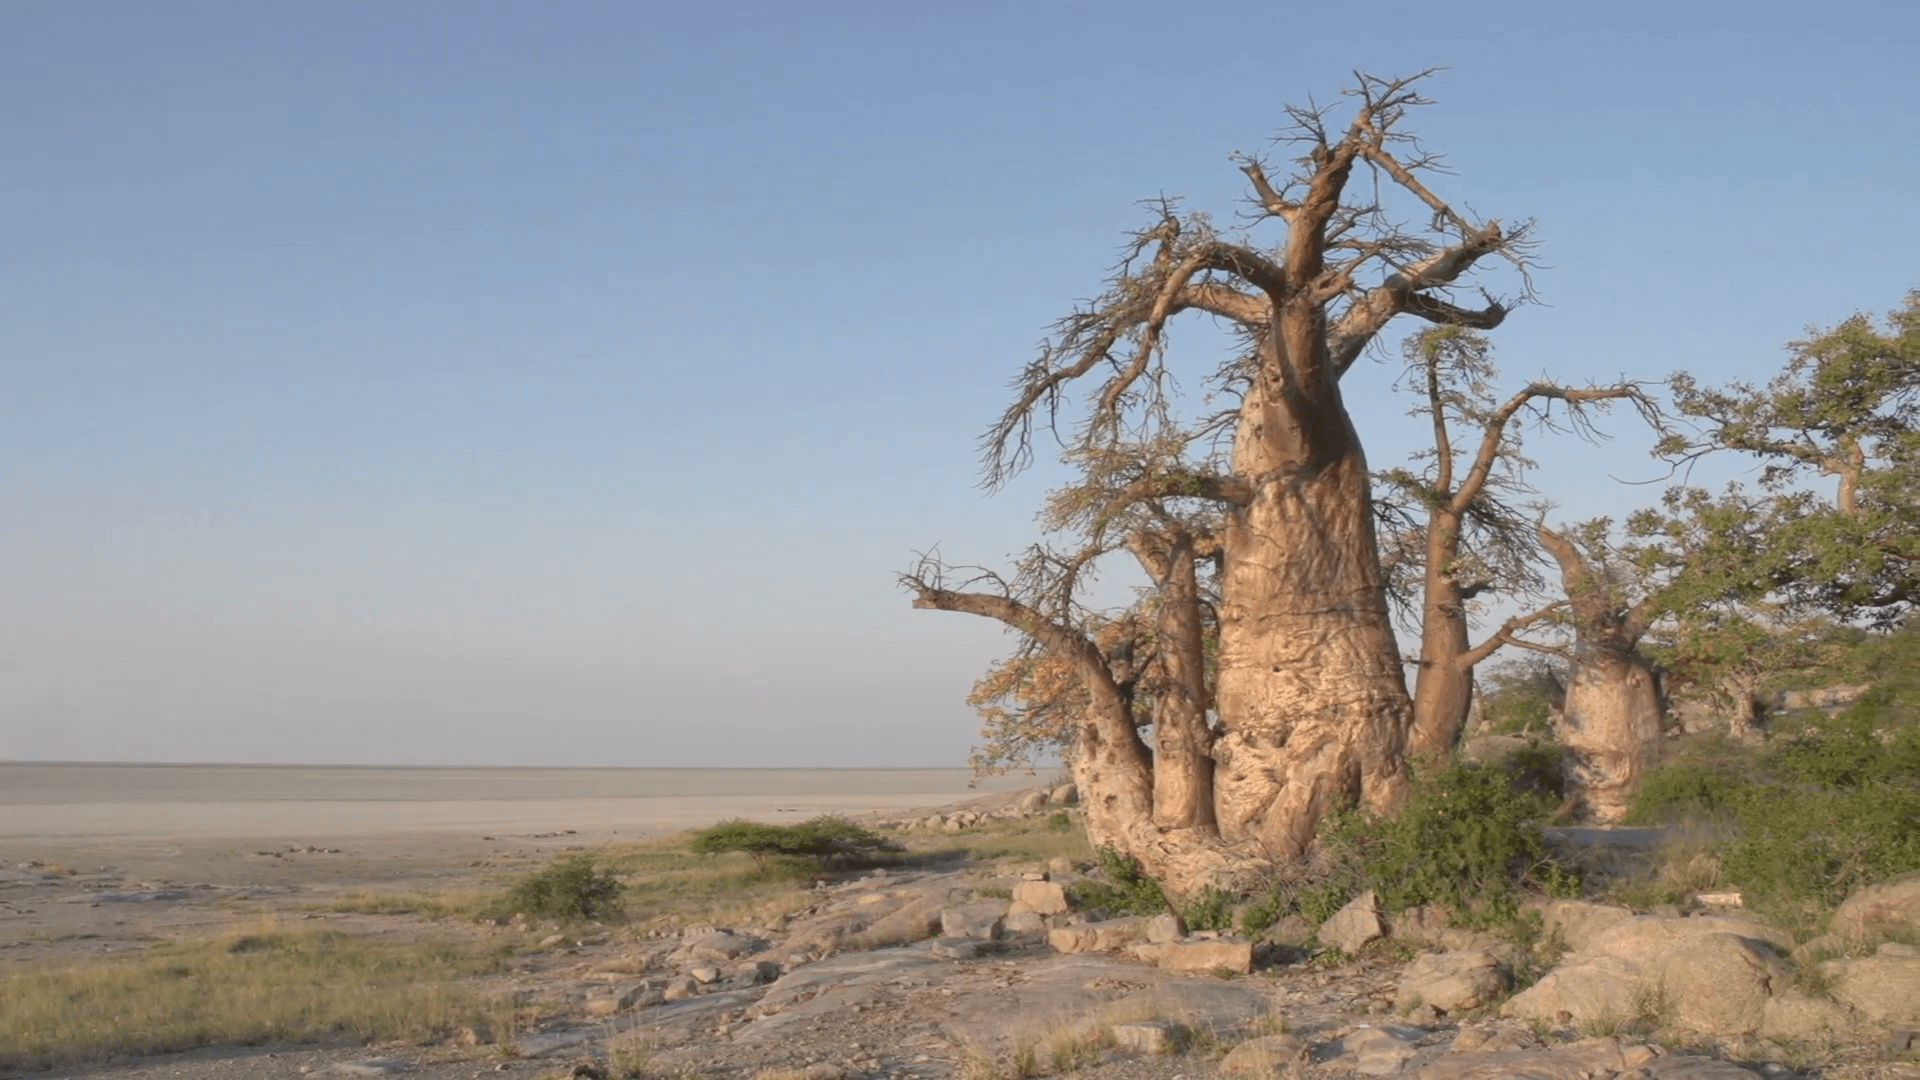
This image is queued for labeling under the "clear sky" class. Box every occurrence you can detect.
[2,0,1914,767]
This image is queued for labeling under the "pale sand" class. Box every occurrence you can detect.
[0,764,1044,844]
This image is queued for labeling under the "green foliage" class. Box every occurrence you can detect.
[1312,758,1571,925]
[502,854,624,921]
[1179,886,1237,933]
[1067,847,1170,917]
[1628,698,1920,907]
[1045,810,1073,832]
[687,816,901,872]
[1478,663,1562,737]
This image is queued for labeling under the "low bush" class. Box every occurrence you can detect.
[502,854,624,921]
[1628,704,1920,908]
[688,815,901,872]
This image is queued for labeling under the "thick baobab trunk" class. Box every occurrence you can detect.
[1558,647,1663,823]
[1538,525,1664,824]
[1212,381,1412,858]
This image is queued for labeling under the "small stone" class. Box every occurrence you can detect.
[1111,1021,1187,1055]
[662,975,701,1002]
[1003,910,1047,934]
[538,933,566,948]
[941,903,1009,940]
[688,965,720,983]
[1047,857,1075,876]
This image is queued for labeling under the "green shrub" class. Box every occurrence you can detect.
[1067,847,1170,917]
[1311,757,1570,925]
[503,854,624,921]
[687,815,901,872]
[1629,704,1920,907]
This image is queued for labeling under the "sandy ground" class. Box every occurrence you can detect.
[0,764,1044,971]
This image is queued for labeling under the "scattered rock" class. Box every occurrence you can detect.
[1830,874,1920,945]
[1394,950,1509,1013]
[1110,1020,1187,1055]
[1321,1025,1425,1076]
[930,937,1003,960]
[1003,910,1046,935]
[1320,889,1384,954]
[1527,897,1635,951]
[1504,915,1793,1034]
[1822,952,1920,1024]
[1159,939,1254,974]
[1759,990,1853,1040]
[1048,917,1144,954]
[662,975,702,1002]
[1010,880,1071,916]
[1218,1033,1309,1077]
[940,903,1008,940]
[1411,1038,1664,1080]
[1144,912,1183,943]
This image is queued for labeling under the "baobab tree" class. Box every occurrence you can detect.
[903,73,1532,894]
[1378,326,1652,759]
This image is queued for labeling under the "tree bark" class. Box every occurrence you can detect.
[1538,525,1664,823]
[1409,510,1475,759]
[1212,376,1412,858]
[1130,530,1217,831]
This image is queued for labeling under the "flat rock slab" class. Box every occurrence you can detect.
[733,947,949,1042]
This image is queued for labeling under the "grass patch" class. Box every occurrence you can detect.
[0,922,509,1072]
[320,889,497,920]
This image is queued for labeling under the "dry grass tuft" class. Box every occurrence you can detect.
[0,920,509,1071]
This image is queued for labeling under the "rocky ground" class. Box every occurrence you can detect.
[4,789,1918,1080]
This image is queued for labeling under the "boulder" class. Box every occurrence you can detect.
[1262,914,1315,946]
[1010,880,1071,916]
[1017,790,1049,814]
[1049,783,1079,806]
[662,975,701,1002]
[1048,917,1144,954]
[1830,875,1920,945]
[1321,1025,1424,1076]
[1320,890,1384,954]
[1218,1033,1309,1077]
[1394,950,1510,1013]
[1144,912,1183,943]
[1159,939,1255,974]
[1822,952,1920,1024]
[1526,897,1635,951]
[1503,916,1792,1034]
[1003,910,1047,934]
[1759,990,1854,1040]
[940,903,1008,941]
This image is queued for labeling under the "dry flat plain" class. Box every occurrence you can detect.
[0,763,1040,1078]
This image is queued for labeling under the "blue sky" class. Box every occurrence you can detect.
[2,0,1914,766]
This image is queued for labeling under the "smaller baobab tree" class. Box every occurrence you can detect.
[1532,521,1664,823]
[1377,326,1654,758]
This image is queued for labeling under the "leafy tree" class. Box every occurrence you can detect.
[688,816,900,872]
[904,72,1531,895]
